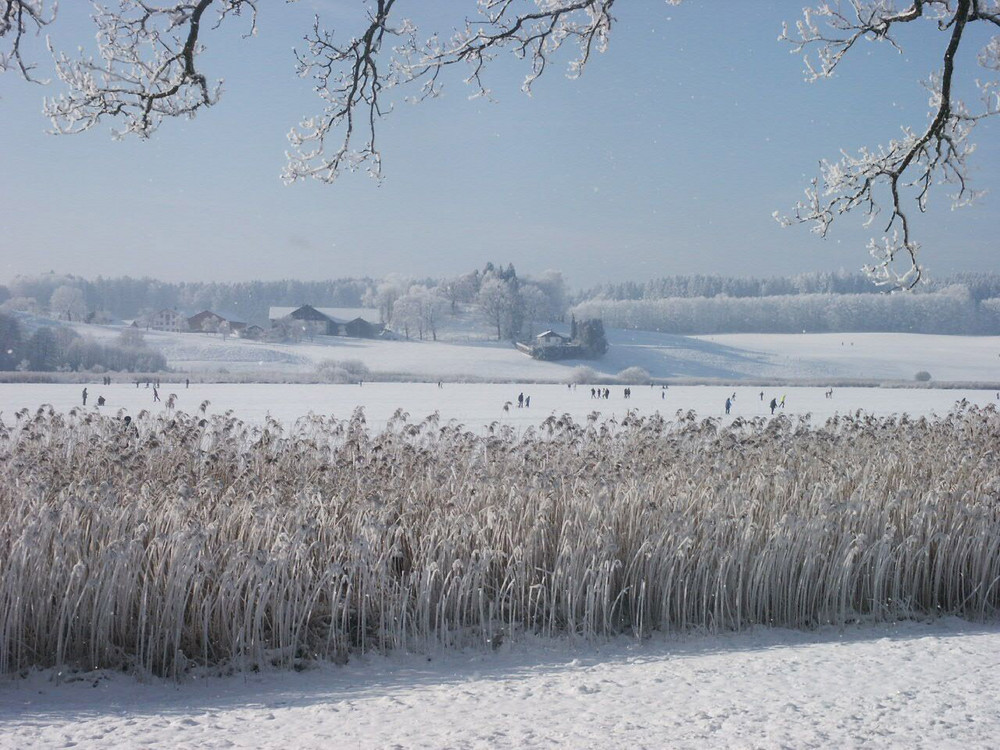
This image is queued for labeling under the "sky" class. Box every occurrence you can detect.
[1,1,997,290]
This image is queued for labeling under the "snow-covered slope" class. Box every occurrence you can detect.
[71,322,1000,383]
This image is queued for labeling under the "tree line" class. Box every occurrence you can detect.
[578,271,1000,304]
[0,312,166,373]
[570,287,1000,336]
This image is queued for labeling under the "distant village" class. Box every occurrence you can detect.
[137,304,607,360]
[137,304,385,343]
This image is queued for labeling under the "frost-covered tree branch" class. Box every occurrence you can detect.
[283,0,653,183]
[0,0,55,80]
[778,0,1000,288]
[42,1,258,138]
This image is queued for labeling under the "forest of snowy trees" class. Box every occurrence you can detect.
[570,287,1000,336]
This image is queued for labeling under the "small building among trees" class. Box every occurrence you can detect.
[519,318,608,361]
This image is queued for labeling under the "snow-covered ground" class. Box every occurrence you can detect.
[2,618,998,749]
[66,321,1000,383]
[3,331,999,748]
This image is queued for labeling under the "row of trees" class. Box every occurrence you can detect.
[570,287,1000,336]
[579,271,1000,304]
[0,313,166,373]
[0,274,372,326]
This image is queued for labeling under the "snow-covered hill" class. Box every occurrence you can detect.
[73,321,1000,384]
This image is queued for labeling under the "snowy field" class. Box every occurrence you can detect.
[2,619,998,748]
[66,322,1000,382]
[1,381,999,431]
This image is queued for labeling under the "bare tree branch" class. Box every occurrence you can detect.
[779,0,1000,288]
[0,0,55,81]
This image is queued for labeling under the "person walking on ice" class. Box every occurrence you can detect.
[82,387,88,406]
[153,387,161,403]
[780,394,786,409]
[769,397,777,415]
[725,397,732,415]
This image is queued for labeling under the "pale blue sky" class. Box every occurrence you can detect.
[1,1,997,288]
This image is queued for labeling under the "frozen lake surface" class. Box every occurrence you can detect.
[1,382,997,432]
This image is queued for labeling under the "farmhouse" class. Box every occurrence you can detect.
[268,306,383,338]
[535,330,571,347]
[238,324,265,340]
[187,310,228,332]
[144,308,187,333]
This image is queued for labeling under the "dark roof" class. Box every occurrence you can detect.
[187,310,226,327]
[288,304,333,322]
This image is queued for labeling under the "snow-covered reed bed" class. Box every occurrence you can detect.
[1,404,998,677]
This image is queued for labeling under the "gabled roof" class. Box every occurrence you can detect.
[269,306,380,324]
[187,310,226,326]
[536,330,569,340]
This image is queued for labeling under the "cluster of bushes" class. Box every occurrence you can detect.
[0,312,166,372]
[316,359,372,383]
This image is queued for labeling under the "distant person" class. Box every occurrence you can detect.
[725,397,731,415]
[525,395,530,408]
[759,391,764,401]
[185,378,190,389]
[780,394,786,409]
[153,387,161,403]
[518,392,524,408]
[97,395,105,406]
[591,387,596,399]
[769,397,777,415]
[82,387,88,406]
[604,388,610,399]
[122,415,138,437]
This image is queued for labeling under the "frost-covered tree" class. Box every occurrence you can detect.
[390,292,421,339]
[364,275,410,325]
[438,273,478,315]
[0,311,22,370]
[3,1,997,285]
[519,283,549,338]
[49,285,87,321]
[478,277,519,341]
[410,285,448,341]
